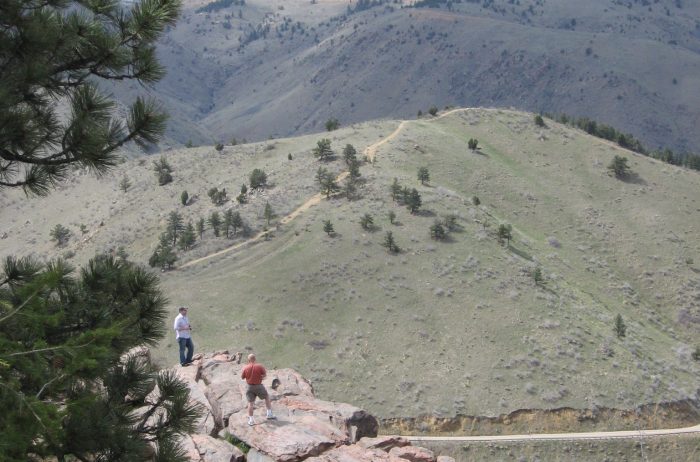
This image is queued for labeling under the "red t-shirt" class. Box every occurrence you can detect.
[241,363,266,385]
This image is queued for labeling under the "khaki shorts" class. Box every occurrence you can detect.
[246,384,268,402]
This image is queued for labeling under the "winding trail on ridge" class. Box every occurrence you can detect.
[178,109,471,270]
[178,114,427,270]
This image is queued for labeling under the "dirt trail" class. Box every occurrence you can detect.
[178,109,480,270]
[405,423,700,443]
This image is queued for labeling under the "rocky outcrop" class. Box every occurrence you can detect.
[171,350,449,462]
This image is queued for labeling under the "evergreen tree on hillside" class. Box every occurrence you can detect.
[319,173,340,198]
[323,219,334,236]
[614,314,627,339]
[249,169,267,189]
[407,188,422,214]
[196,217,206,239]
[360,213,374,231]
[417,167,430,185]
[343,144,358,166]
[430,220,446,240]
[348,159,361,181]
[153,157,174,186]
[50,224,71,246]
[149,232,177,270]
[382,231,400,253]
[313,138,334,161]
[231,211,244,236]
[608,155,631,179]
[178,221,196,250]
[264,202,275,226]
[209,211,222,237]
[390,178,401,202]
[119,176,131,193]
[167,211,184,245]
[223,209,234,238]
[498,223,513,246]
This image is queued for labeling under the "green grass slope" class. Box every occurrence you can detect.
[1,109,699,420]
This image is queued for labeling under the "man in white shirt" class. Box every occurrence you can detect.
[173,306,194,366]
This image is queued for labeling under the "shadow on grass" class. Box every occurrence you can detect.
[434,234,458,244]
[619,172,647,185]
[413,209,436,218]
[507,244,534,262]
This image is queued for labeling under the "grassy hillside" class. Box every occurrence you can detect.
[1,109,699,421]
[110,0,700,154]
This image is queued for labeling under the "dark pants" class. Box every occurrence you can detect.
[178,337,194,365]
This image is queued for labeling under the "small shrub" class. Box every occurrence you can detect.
[608,155,631,179]
[153,156,173,185]
[249,169,267,188]
[325,118,340,131]
[323,219,334,236]
[313,138,333,161]
[417,166,430,185]
[428,106,438,116]
[614,314,626,339]
[215,142,224,151]
[388,210,396,224]
[471,196,480,206]
[288,153,293,160]
[532,267,544,285]
[180,190,189,206]
[119,176,131,192]
[430,220,446,240]
[359,213,374,230]
[468,138,479,150]
[692,347,700,361]
[534,114,546,127]
[50,224,70,246]
[223,432,250,454]
[207,187,228,205]
[382,231,400,253]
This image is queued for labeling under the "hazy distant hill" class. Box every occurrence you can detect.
[110,0,700,154]
[3,108,698,419]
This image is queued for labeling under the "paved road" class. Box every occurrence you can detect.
[405,424,700,443]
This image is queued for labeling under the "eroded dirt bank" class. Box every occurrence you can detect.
[381,399,700,436]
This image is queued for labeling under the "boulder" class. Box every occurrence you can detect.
[191,434,245,462]
[305,444,396,461]
[200,357,248,423]
[176,361,221,435]
[273,395,378,441]
[436,456,456,462]
[178,435,202,461]
[227,412,348,462]
[357,435,411,452]
[388,446,436,462]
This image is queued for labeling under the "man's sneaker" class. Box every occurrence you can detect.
[248,418,254,426]
[266,414,277,420]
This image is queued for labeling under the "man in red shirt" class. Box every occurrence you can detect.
[241,353,276,425]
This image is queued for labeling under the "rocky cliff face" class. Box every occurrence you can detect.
[173,350,453,462]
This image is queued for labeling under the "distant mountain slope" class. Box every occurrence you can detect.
[3,108,698,419]
[111,0,700,154]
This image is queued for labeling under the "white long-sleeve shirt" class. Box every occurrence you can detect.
[174,313,191,339]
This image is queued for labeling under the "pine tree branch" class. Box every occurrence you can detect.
[3,339,94,358]
[0,290,38,323]
[35,373,66,400]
